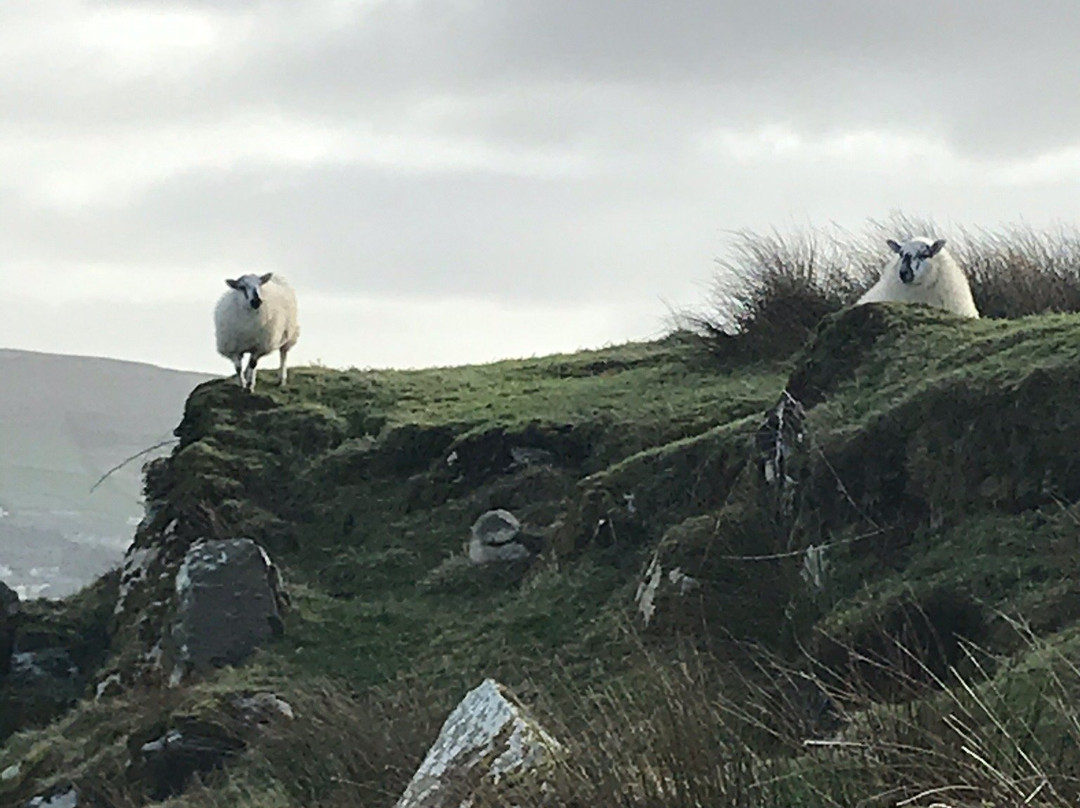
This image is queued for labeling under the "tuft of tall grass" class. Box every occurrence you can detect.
[687,215,1080,360]
[483,621,1080,808]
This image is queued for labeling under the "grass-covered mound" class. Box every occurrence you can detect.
[107,335,786,688]
[7,305,1080,807]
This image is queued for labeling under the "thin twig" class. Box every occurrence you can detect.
[89,439,178,493]
[716,526,884,562]
[1025,779,1049,804]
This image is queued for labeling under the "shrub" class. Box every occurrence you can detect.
[688,215,1080,360]
[685,225,875,360]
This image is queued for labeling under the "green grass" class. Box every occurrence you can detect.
[151,336,790,698]
[276,335,788,467]
[797,308,1080,434]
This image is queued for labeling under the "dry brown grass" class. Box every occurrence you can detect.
[482,622,1080,808]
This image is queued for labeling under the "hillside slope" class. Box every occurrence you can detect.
[0,350,210,597]
[5,307,1080,807]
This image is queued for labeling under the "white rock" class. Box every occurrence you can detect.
[801,544,829,592]
[114,545,158,616]
[95,672,123,700]
[636,557,701,627]
[666,566,700,596]
[395,679,561,808]
[635,555,663,627]
[1,763,20,781]
[27,786,79,808]
[231,692,296,722]
[140,729,184,755]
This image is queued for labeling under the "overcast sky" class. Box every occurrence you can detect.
[2,0,1080,373]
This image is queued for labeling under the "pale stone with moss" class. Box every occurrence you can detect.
[396,679,562,808]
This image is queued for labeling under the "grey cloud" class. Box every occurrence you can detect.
[0,162,705,303]
[5,1,1080,159]
[189,0,1080,156]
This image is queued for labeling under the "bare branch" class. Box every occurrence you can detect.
[89,439,178,494]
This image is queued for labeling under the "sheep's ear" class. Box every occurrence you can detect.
[886,239,902,254]
[259,273,274,284]
[928,239,946,257]
[226,278,241,290]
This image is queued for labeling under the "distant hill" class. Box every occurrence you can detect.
[0,349,211,598]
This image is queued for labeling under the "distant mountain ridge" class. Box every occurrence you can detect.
[0,349,211,598]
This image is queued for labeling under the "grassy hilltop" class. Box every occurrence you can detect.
[6,295,1080,806]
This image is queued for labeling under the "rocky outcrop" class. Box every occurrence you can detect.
[632,305,1080,688]
[131,718,246,801]
[0,650,81,741]
[0,574,116,741]
[125,690,292,801]
[104,383,327,687]
[163,539,286,686]
[396,679,562,808]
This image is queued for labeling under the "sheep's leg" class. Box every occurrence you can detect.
[278,347,289,387]
[245,355,260,392]
[231,356,245,388]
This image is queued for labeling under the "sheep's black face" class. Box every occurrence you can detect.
[226,275,267,309]
[899,257,916,284]
[887,238,946,286]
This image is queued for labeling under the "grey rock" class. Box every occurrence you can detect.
[94,670,125,700]
[800,544,829,593]
[133,720,245,800]
[0,580,19,676]
[509,446,556,468]
[227,691,296,723]
[756,390,806,507]
[163,539,285,685]
[468,510,531,564]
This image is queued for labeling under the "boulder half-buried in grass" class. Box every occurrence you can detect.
[396,678,562,808]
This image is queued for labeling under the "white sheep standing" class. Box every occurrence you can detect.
[857,237,980,318]
[214,273,300,391]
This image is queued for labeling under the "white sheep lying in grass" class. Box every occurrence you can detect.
[214,273,300,391]
[857,237,979,318]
